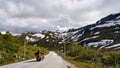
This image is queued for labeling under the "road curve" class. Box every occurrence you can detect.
[0,51,75,68]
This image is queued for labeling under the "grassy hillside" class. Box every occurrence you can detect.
[64,40,120,68]
[0,32,48,66]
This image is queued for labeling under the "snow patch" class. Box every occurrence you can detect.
[29,38,37,42]
[114,46,120,50]
[114,31,120,33]
[25,36,30,40]
[80,36,99,43]
[87,42,101,47]
[60,33,68,37]
[77,31,84,38]
[32,34,45,38]
[25,36,38,42]
[87,39,114,48]
[12,33,21,36]
[91,21,116,30]
[115,27,120,29]
[94,32,100,35]
[58,42,62,44]
[72,30,81,35]
[105,43,120,49]
[117,16,120,19]
[46,39,49,42]
[73,31,85,41]
[1,31,6,34]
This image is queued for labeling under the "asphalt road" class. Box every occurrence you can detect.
[0,51,75,68]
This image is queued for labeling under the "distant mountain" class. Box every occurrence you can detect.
[17,31,65,50]
[16,13,120,50]
[66,13,120,50]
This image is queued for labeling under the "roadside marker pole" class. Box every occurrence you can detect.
[23,39,26,60]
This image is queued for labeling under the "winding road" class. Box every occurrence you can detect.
[0,51,75,68]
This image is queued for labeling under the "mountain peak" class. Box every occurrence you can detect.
[96,13,120,24]
[66,12,120,50]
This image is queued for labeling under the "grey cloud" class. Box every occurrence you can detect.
[0,0,120,33]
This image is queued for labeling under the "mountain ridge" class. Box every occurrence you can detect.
[3,13,120,51]
[67,13,120,50]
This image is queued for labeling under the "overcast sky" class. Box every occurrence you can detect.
[0,0,120,33]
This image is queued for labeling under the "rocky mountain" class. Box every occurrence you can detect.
[15,13,120,51]
[67,13,120,50]
[17,31,66,50]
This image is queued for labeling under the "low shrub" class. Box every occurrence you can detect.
[66,40,120,67]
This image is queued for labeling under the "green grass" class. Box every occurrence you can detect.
[0,45,48,66]
[66,56,105,68]
[0,32,49,66]
[63,40,120,68]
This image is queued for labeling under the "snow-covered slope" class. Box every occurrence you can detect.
[67,13,120,50]
[18,31,63,50]
[17,13,120,50]
[25,33,45,42]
